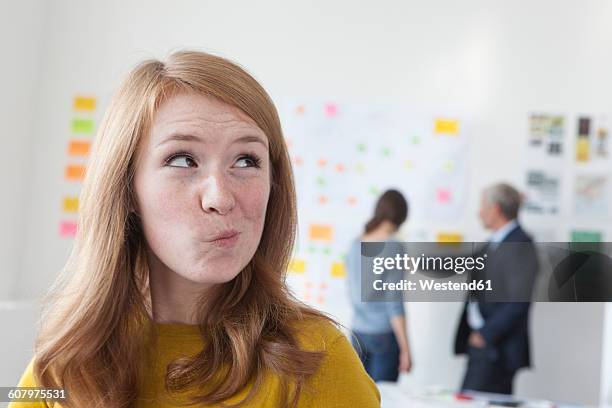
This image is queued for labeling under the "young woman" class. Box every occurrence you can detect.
[346,189,413,383]
[11,51,380,407]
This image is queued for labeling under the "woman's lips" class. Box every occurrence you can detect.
[209,231,240,248]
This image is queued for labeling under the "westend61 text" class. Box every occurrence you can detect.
[373,279,493,291]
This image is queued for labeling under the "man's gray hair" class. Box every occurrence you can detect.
[483,183,523,220]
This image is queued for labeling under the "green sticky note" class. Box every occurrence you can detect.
[323,247,332,255]
[411,136,421,145]
[71,118,94,134]
[382,147,392,157]
[369,186,379,195]
[316,176,326,187]
[571,230,602,243]
[357,143,367,152]
[308,245,316,254]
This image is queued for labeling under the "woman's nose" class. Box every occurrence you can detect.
[200,173,235,215]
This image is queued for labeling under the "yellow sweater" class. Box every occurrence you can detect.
[10,319,380,407]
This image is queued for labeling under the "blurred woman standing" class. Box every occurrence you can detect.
[346,189,413,382]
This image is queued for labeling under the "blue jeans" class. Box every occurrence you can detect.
[351,330,400,382]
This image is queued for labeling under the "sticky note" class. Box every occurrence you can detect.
[317,158,327,167]
[330,262,346,278]
[404,160,413,169]
[434,119,459,136]
[356,163,365,173]
[289,259,306,274]
[59,220,77,237]
[411,136,421,145]
[571,230,602,242]
[382,147,392,157]
[436,232,463,243]
[576,139,590,162]
[324,103,338,117]
[294,156,303,166]
[316,176,326,186]
[347,196,357,206]
[309,224,333,242]
[335,163,345,172]
[296,105,305,114]
[443,160,454,171]
[436,188,452,204]
[357,143,367,152]
[318,195,328,204]
[73,96,96,112]
[65,164,86,181]
[68,140,91,156]
[71,119,94,134]
[63,197,79,213]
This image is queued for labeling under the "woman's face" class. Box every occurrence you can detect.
[133,91,271,286]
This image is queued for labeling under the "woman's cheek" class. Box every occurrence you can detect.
[244,180,270,221]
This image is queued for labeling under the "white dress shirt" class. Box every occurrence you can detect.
[467,219,519,330]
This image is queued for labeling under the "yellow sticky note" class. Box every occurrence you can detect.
[436,232,463,243]
[65,164,86,181]
[63,197,79,213]
[309,224,333,242]
[289,259,306,274]
[330,262,346,278]
[68,140,91,156]
[576,138,590,162]
[434,119,459,136]
[73,96,96,112]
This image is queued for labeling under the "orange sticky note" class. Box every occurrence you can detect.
[73,96,96,112]
[434,118,459,135]
[330,262,346,278]
[289,259,306,274]
[59,220,78,237]
[68,140,91,156]
[309,224,333,242]
[65,164,86,181]
[63,197,79,213]
[436,232,463,243]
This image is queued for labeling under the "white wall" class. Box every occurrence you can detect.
[2,0,612,404]
[0,0,47,299]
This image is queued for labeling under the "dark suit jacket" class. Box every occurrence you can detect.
[454,224,539,373]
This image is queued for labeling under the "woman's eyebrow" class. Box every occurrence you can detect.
[156,133,268,149]
[156,133,201,147]
[232,135,269,149]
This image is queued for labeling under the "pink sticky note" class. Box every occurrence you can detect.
[436,188,451,203]
[324,103,338,117]
[59,220,78,237]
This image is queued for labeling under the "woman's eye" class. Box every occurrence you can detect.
[235,154,262,168]
[166,154,196,168]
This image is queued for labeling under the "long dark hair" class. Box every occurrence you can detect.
[364,189,408,234]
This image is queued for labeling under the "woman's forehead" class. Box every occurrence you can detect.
[153,92,260,130]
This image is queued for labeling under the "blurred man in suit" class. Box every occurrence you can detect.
[454,183,538,395]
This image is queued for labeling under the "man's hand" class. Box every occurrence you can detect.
[399,349,412,372]
[468,331,487,348]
